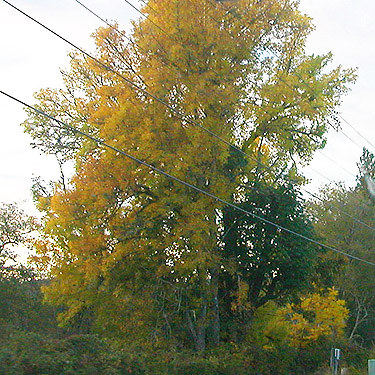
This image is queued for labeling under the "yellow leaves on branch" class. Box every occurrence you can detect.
[251,288,348,351]
[279,288,349,347]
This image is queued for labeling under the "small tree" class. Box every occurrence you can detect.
[0,202,37,273]
[279,288,348,348]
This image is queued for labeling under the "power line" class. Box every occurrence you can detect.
[127,0,236,42]
[122,0,170,36]
[75,0,375,221]
[0,2,288,173]
[138,0,158,15]
[335,122,364,150]
[317,150,356,179]
[307,165,336,185]
[2,89,375,267]
[302,188,375,232]
[339,113,375,152]
[72,0,148,88]
[299,173,375,232]
[5,0,375,235]
[71,0,183,83]
[73,0,135,47]
[74,0,359,186]
[201,1,367,181]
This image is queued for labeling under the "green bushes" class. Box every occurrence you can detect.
[0,333,307,375]
[0,331,369,375]
[0,332,145,375]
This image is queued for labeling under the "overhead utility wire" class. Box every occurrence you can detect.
[74,0,261,98]
[210,0,371,153]
[338,113,375,152]
[75,0,256,99]
[72,0,181,83]
[306,165,338,185]
[126,0,239,43]
[73,0,135,46]
[317,150,356,179]
[201,1,375,211]
[5,0,375,233]
[6,0,371,231]
[334,123,363,150]
[72,0,149,88]
[0,1,266,166]
[138,0,158,14]
[122,0,169,36]
[2,89,375,267]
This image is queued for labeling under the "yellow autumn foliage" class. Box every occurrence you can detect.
[279,288,349,347]
[250,288,348,350]
[24,0,355,346]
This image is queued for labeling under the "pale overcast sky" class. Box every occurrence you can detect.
[1,0,374,215]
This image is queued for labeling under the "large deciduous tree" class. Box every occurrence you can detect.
[24,0,355,350]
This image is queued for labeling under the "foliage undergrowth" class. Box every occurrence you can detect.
[0,331,355,375]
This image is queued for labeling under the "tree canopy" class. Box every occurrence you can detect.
[23,0,355,352]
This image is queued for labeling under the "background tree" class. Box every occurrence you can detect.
[308,148,375,348]
[0,202,60,337]
[0,202,36,272]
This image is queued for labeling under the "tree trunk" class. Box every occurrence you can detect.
[211,270,220,346]
[186,301,207,352]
